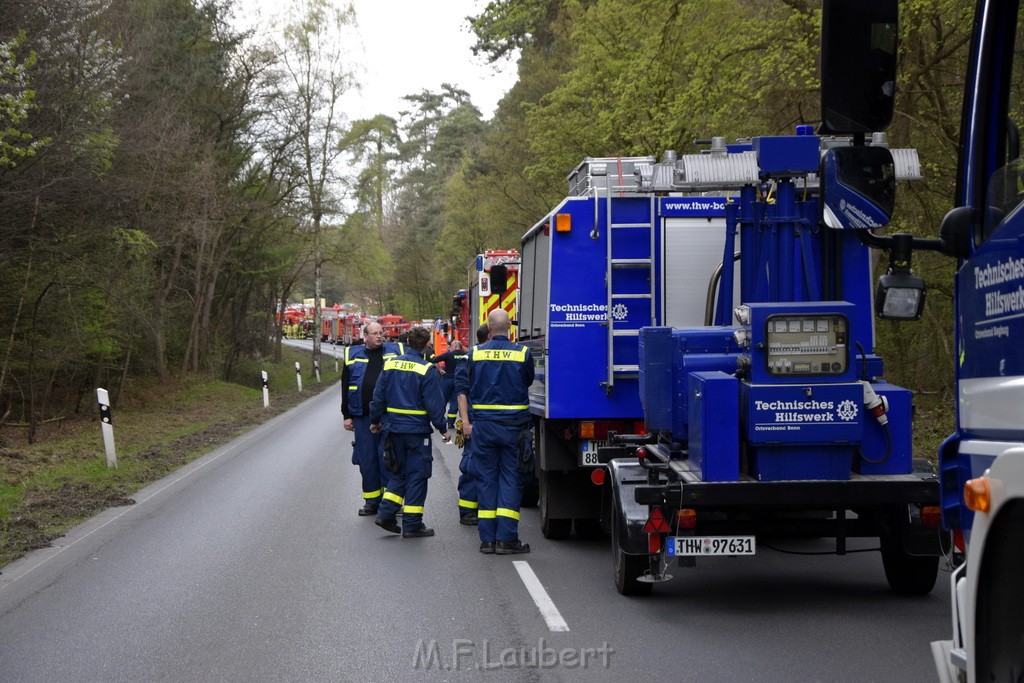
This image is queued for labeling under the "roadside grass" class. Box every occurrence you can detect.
[0,346,341,569]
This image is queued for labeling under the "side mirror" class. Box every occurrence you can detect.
[489,264,508,295]
[820,0,898,134]
[938,206,973,258]
[821,146,896,229]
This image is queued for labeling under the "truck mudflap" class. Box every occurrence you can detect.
[607,458,651,555]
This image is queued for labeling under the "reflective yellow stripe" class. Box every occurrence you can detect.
[346,357,368,366]
[501,289,516,310]
[403,505,424,514]
[496,507,520,520]
[472,404,529,411]
[472,347,527,362]
[348,385,358,391]
[388,407,428,415]
[458,499,479,509]
[478,509,497,519]
[363,488,383,499]
[446,412,458,418]
[383,491,404,505]
[384,359,429,375]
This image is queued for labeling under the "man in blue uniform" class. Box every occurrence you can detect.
[456,309,535,555]
[341,321,404,516]
[369,326,450,538]
[429,338,466,428]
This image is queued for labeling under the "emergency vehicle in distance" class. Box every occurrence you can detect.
[451,250,520,347]
[378,313,412,340]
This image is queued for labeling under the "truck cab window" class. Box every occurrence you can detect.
[984,13,1024,241]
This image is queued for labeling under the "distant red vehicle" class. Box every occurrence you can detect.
[378,314,412,340]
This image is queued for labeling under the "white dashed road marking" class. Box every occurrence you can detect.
[513,560,570,632]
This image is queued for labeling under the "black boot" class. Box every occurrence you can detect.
[375,517,400,534]
[495,540,530,555]
[402,526,435,538]
[479,542,496,554]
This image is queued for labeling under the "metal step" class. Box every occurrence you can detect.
[612,329,640,337]
[610,223,651,229]
[610,258,652,268]
[612,293,652,299]
[613,364,639,373]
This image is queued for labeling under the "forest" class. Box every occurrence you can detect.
[0,0,971,442]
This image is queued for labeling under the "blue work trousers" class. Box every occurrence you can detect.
[457,436,478,516]
[352,415,389,504]
[441,380,458,427]
[473,421,525,543]
[377,432,433,532]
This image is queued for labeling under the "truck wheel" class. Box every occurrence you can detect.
[542,515,572,539]
[880,533,939,595]
[520,475,539,508]
[574,517,604,539]
[612,511,651,596]
[540,473,572,539]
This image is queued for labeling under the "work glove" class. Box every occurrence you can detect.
[454,418,465,449]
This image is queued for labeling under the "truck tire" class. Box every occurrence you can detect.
[612,510,652,596]
[880,533,939,595]
[540,472,572,539]
[520,475,539,508]
[573,517,604,539]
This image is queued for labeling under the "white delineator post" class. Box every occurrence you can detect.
[261,371,270,408]
[96,388,117,468]
[314,359,321,383]
[334,345,339,373]
[295,361,302,392]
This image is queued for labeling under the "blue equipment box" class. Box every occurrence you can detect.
[688,371,740,481]
[752,135,820,175]
[742,382,863,481]
[742,382,863,444]
[750,445,855,481]
[639,326,741,440]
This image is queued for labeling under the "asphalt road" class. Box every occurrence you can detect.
[0,378,952,682]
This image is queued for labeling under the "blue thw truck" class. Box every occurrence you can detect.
[520,0,956,599]
[925,0,1024,679]
[519,160,743,538]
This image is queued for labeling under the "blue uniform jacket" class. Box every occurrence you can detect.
[455,336,534,425]
[430,349,467,385]
[369,349,447,435]
[342,341,403,416]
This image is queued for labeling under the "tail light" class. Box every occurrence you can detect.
[677,509,697,529]
[590,468,606,486]
[921,505,942,527]
[636,447,648,460]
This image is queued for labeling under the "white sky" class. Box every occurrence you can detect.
[229,0,519,121]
